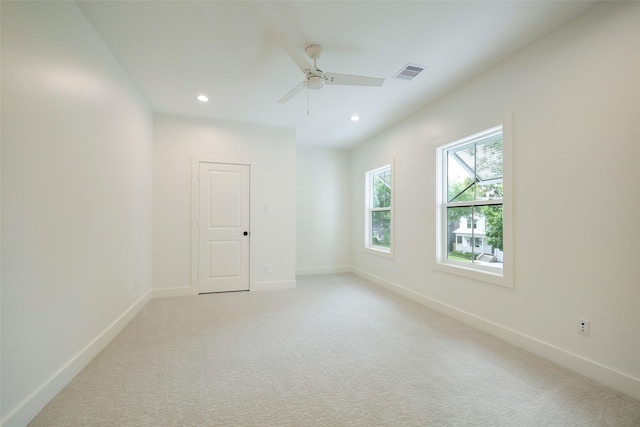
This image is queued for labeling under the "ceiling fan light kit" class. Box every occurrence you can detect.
[307,74,325,90]
[277,35,385,106]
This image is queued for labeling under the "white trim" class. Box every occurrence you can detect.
[350,267,640,401]
[190,157,200,294]
[152,287,197,298]
[252,280,297,291]
[153,279,298,296]
[296,266,351,276]
[441,125,503,153]
[1,291,152,427]
[363,246,394,259]
[433,261,507,287]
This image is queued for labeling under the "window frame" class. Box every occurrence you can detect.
[364,163,394,258]
[435,122,513,288]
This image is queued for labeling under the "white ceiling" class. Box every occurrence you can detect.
[78,1,596,149]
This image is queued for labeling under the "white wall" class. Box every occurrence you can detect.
[153,114,296,295]
[1,2,153,426]
[296,148,351,275]
[350,2,640,398]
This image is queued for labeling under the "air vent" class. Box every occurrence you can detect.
[394,64,427,81]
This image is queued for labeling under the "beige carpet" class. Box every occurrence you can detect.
[31,274,640,426]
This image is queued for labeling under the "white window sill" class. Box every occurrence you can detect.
[365,246,394,259]
[434,261,512,288]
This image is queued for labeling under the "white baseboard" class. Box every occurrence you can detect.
[296,266,351,276]
[350,267,640,401]
[153,287,197,298]
[252,280,297,291]
[1,290,152,427]
[154,281,298,296]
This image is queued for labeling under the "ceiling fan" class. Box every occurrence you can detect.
[276,35,385,104]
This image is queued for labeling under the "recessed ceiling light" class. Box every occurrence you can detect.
[196,95,209,102]
[350,115,360,122]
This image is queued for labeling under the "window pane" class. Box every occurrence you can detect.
[478,204,503,267]
[447,206,473,263]
[475,136,503,182]
[372,168,391,208]
[448,135,503,202]
[476,181,503,201]
[475,136,503,201]
[371,210,391,248]
[447,147,475,203]
[448,205,503,268]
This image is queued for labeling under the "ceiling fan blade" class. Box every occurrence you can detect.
[277,81,307,103]
[324,72,385,87]
[277,34,315,75]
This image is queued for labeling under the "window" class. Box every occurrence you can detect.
[456,236,462,244]
[365,164,393,256]
[436,124,512,287]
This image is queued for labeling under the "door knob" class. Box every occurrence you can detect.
[243,231,249,236]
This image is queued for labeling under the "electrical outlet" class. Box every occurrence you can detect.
[577,319,590,336]
[264,264,270,273]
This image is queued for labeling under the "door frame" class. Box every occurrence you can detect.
[191,158,252,293]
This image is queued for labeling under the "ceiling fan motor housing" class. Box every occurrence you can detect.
[305,44,324,58]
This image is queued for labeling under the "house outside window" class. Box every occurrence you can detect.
[453,215,503,262]
[436,123,512,287]
[365,164,393,257]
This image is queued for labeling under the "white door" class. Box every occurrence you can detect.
[198,162,250,293]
